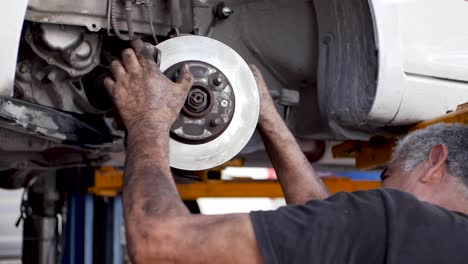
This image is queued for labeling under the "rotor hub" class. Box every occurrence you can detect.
[165,61,235,144]
[185,87,209,114]
[157,35,259,170]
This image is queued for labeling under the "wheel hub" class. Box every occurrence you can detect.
[164,61,235,144]
[156,35,259,170]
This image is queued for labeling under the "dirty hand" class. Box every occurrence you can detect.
[104,38,194,132]
[249,65,277,123]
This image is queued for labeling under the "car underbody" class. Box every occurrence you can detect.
[1,0,467,188]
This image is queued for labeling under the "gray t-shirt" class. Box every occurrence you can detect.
[250,189,468,264]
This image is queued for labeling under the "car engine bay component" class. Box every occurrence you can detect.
[214,2,234,20]
[25,0,193,36]
[157,36,259,171]
[0,97,120,148]
[25,24,102,77]
[15,57,106,114]
[15,22,116,115]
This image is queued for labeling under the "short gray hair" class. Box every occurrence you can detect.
[391,123,468,186]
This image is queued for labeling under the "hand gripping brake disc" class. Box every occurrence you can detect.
[156,36,259,171]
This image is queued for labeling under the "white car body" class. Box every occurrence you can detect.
[0,0,28,97]
[2,0,467,130]
[369,0,468,125]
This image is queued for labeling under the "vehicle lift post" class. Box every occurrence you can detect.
[61,168,123,264]
[21,171,63,264]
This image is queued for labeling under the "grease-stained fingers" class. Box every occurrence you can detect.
[176,64,194,92]
[130,37,145,54]
[111,60,127,80]
[121,48,141,74]
[103,77,116,96]
[130,38,159,72]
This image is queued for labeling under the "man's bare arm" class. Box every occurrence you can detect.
[250,65,329,204]
[105,39,262,263]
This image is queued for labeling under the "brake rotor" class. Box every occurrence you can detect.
[156,36,259,171]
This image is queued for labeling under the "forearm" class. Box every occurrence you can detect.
[123,122,262,263]
[258,110,329,204]
[123,121,189,220]
[107,43,263,264]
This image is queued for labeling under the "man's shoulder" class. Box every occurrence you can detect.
[312,188,419,210]
[306,188,468,227]
[250,188,468,264]
[327,188,468,233]
[327,187,417,200]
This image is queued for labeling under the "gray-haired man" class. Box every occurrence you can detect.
[105,39,468,263]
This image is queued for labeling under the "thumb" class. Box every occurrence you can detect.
[176,64,194,92]
[131,37,159,71]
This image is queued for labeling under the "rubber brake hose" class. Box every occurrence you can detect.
[145,0,159,44]
[111,0,130,40]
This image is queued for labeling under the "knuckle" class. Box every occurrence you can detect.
[129,71,142,79]
[181,72,193,82]
[122,48,134,58]
[111,60,122,69]
[141,64,157,74]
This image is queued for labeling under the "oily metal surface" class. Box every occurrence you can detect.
[157,36,259,170]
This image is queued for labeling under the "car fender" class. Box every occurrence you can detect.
[0,1,28,97]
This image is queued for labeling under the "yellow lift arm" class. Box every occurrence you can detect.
[89,166,380,198]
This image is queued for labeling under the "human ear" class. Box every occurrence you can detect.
[420,144,449,183]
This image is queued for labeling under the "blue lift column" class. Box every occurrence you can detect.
[93,196,123,264]
[61,167,123,264]
[62,193,94,264]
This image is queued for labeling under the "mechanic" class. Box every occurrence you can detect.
[104,39,468,263]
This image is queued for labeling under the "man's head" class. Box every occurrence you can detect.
[381,123,468,210]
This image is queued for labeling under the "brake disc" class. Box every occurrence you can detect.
[156,36,259,171]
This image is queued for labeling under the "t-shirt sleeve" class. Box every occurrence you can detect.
[249,190,388,264]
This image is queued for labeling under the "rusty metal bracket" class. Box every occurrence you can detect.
[88,166,124,197]
[411,103,468,131]
[332,136,395,170]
